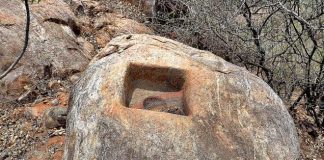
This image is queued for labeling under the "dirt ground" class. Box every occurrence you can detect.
[0,79,69,159]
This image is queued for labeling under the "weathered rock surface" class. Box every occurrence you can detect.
[0,0,89,98]
[65,0,153,48]
[65,34,300,159]
[93,13,153,48]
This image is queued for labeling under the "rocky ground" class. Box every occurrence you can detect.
[1,93,322,159]
[293,106,324,159]
[0,78,70,159]
[0,0,323,159]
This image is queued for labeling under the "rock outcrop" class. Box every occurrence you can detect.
[0,0,89,98]
[93,13,153,48]
[64,34,300,159]
[65,0,153,48]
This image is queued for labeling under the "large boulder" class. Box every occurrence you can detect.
[0,0,89,99]
[64,34,300,159]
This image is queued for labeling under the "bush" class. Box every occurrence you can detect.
[148,0,324,127]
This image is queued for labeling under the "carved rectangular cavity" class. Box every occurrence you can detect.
[123,64,188,116]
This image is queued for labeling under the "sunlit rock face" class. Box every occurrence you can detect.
[64,34,300,160]
[0,0,89,99]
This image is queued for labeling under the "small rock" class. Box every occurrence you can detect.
[48,80,62,90]
[59,87,67,92]
[69,75,80,83]
[83,41,96,57]
[25,102,52,118]
[12,151,17,156]
[43,107,67,129]
[94,20,108,30]
[56,92,69,106]
[50,99,59,106]
[96,32,112,48]
[77,37,85,44]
